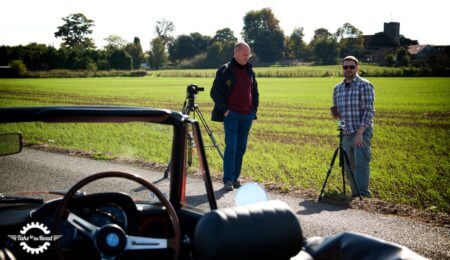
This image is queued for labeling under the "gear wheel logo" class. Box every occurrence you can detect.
[19,222,50,254]
[8,221,62,255]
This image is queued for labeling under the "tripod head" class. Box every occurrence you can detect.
[336,120,346,140]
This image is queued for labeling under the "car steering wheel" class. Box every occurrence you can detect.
[54,171,180,260]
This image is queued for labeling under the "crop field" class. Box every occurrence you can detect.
[0,76,449,212]
[153,64,420,78]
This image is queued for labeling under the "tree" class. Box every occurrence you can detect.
[108,49,132,70]
[60,47,98,70]
[311,28,333,43]
[190,33,211,53]
[313,38,339,65]
[285,27,306,60]
[385,53,396,67]
[205,40,235,67]
[148,37,168,69]
[190,28,237,68]
[155,18,175,45]
[335,23,362,41]
[335,23,365,59]
[309,28,339,64]
[242,8,285,63]
[125,37,144,69]
[104,35,127,51]
[213,28,237,43]
[20,43,58,70]
[396,48,411,66]
[400,35,418,47]
[368,32,399,49]
[55,13,95,49]
[168,35,200,63]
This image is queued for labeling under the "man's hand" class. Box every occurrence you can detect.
[355,127,366,148]
[331,106,339,119]
[331,111,339,119]
[224,109,230,117]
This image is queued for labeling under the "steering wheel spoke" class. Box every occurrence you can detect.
[67,211,99,239]
[125,235,168,250]
[54,171,180,260]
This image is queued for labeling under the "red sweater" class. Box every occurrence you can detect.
[227,66,252,114]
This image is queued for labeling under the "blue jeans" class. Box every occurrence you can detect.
[223,111,255,183]
[342,127,373,196]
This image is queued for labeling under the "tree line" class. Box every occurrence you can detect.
[1,8,445,74]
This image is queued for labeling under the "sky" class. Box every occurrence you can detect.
[1,0,449,51]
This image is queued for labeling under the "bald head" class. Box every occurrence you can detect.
[234,41,252,65]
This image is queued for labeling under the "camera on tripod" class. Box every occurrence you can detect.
[186,84,204,97]
[165,83,223,177]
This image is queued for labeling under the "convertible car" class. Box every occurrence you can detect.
[0,106,424,260]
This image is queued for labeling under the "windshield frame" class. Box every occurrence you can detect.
[0,106,218,211]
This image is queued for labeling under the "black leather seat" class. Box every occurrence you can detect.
[302,231,426,260]
[193,200,303,260]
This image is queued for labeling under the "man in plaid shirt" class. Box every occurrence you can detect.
[332,56,375,197]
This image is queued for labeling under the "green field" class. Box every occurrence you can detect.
[0,76,449,212]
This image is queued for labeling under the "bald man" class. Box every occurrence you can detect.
[210,41,259,191]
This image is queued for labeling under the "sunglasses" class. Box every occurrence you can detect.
[343,65,356,70]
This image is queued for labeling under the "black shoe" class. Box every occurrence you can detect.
[224,181,233,191]
[351,193,371,199]
[232,181,241,188]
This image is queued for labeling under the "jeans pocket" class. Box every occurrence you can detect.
[224,111,232,119]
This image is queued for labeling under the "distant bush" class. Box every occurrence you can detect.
[151,65,442,78]
[177,53,210,69]
[25,69,148,78]
[127,70,147,77]
[10,60,27,77]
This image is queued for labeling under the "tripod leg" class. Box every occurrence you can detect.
[318,148,340,201]
[340,148,346,196]
[342,149,363,200]
[194,106,224,159]
[163,161,170,178]
[187,130,194,167]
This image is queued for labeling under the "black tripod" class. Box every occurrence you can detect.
[318,125,362,201]
[163,85,224,178]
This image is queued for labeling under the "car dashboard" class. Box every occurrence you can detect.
[0,192,173,259]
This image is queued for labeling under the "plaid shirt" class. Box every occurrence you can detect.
[333,74,375,135]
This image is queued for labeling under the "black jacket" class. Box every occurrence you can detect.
[210,59,259,122]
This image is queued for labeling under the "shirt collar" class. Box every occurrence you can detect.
[342,74,361,86]
[231,58,252,69]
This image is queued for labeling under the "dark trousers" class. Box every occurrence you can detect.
[223,111,255,183]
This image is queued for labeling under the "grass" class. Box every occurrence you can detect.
[0,76,449,213]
